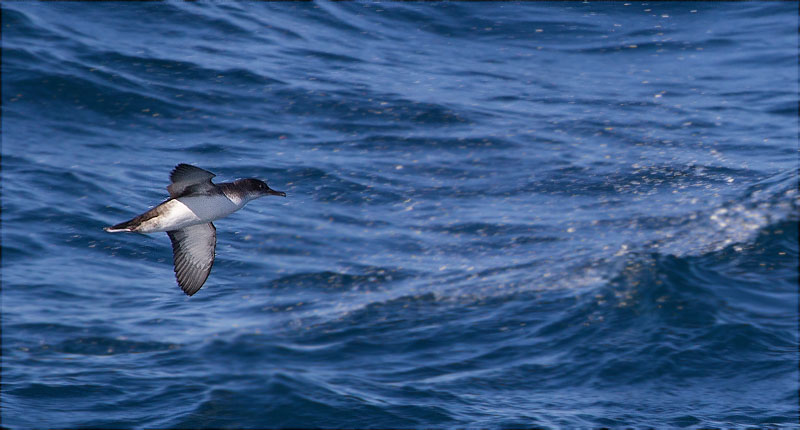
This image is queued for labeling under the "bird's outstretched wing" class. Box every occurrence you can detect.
[167,222,216,296]
[167,164,216,198]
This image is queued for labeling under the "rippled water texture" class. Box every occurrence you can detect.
[2,2,798,428]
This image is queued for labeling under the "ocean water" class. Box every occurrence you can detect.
[1,2,798,427]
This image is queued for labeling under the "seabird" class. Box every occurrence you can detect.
[104,163,286,296]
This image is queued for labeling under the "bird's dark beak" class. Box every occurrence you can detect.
[267,188,286,197]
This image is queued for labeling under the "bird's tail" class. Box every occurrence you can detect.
[104,218,137,233]
[104,204,163,233]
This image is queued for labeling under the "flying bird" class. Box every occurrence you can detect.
[105,164,286,296]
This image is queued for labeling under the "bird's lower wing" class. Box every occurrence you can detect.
[167,222,216,296]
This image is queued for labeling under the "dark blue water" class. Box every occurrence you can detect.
[2,2,798,427]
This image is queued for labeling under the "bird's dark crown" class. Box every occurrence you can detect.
[235,178,269,192]
[234,178,286,198]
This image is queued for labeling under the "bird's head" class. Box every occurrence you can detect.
[236,178,286,200]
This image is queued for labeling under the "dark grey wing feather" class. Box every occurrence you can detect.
[167,164,216,198]
[167,223,216,296]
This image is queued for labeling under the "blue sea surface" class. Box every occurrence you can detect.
[2,2,798,428]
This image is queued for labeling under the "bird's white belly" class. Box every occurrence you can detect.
[178,195,240,221]
[140,195,241,233]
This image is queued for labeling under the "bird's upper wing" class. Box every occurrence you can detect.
[167,164,216,198]
[167,222,216,296]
